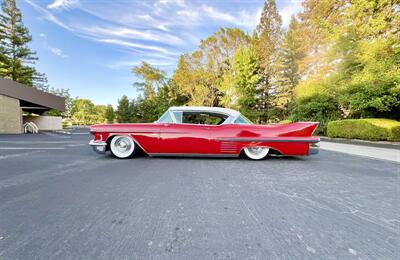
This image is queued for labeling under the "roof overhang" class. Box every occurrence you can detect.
[0,77,65,111]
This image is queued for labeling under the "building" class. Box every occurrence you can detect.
[0,77,65,134]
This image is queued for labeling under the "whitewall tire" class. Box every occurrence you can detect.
[110,135,135,159]
[243,147,269,160]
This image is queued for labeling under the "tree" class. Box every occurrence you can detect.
[255,0,282,73]
[0,0,41,86]
[274,16,304,118]
[93,105,106,123]
[116,95,131,123]
[296,0,341,79]
[105,105,115,123]
[46,88,74,118]
[71,99,95,125]
[253,0,282,122]
[330,0,400,119]
[172,28,250,106]
[231,46,260,120]
[133,62,166,99]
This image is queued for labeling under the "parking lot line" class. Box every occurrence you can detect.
[0,141,77,143]
[0,150,43,160]
[0,147,65,150]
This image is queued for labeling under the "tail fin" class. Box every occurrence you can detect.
[279,122,319,137]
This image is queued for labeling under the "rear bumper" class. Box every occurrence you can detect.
[89,139,107,154]
[309,142,320,155]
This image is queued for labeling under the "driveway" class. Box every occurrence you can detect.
[0,130,398,259]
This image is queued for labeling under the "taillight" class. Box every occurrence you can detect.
[94,133,103,141]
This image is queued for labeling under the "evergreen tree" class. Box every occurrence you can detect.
[232,46,260,120]
[0,0,40,86]
[116,95,131,123]
[274,16,304,118]
[105,105,115,123]
[253,0,282,122]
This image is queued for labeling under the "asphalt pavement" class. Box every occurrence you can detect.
[0,129,399,260]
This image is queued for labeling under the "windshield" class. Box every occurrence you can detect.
[156,111,173,123]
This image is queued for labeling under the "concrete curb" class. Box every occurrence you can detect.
[54,130,72,135]
[319,136,400,150]
[38,130,72,135]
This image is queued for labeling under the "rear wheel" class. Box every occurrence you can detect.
[110,135,135,159]
[243,147,269,160]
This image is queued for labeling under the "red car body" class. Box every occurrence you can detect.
[89,107,319,158]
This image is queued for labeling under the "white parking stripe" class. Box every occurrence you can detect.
[0,141,80,144]
[0,147,65,150]
[0,150,43,160]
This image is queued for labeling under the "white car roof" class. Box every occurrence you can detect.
[168,106,240,117]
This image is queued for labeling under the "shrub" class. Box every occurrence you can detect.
[279,119,292,124]
[291,94,342,135]
[327,119,400,141]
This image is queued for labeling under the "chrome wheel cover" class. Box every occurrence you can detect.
[244,147,269,160]
[110,136,135,158]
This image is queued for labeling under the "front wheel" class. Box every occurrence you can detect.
[110,135,135,159]
[243,147,269,160]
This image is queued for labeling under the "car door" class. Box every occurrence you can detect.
[158,122,212,155]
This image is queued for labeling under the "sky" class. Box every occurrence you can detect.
[19,0,303,107]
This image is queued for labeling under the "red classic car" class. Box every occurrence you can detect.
[89,106,320,160]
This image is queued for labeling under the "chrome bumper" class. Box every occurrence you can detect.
[89,139,107,154]
[309,142,320,155]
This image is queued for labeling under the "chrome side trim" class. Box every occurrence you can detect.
[215,137,320,143]
[92,130,159,133]
[148,153,239,158]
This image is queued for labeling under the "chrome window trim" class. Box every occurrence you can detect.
[162,109,233,126]
[169,111,177,123]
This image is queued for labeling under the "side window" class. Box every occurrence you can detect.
[182,112,227,125]
[157,111,173,123]
[172,111,182,123]
[234,115,252,124]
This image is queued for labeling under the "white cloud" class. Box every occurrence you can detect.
[47,0,79,10]
[279,0,303,27]
[172,4,261,29]
[109,59,174,70]
[50,47,68,58]
[236,9,262,29]
[95,39,179,56]
[26,0,265,65]
[80,26,183,45]
[39,33,45,37]
[24,0,74,31]
[200,5,235,23]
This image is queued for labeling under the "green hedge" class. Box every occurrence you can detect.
[327,119,400,141]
